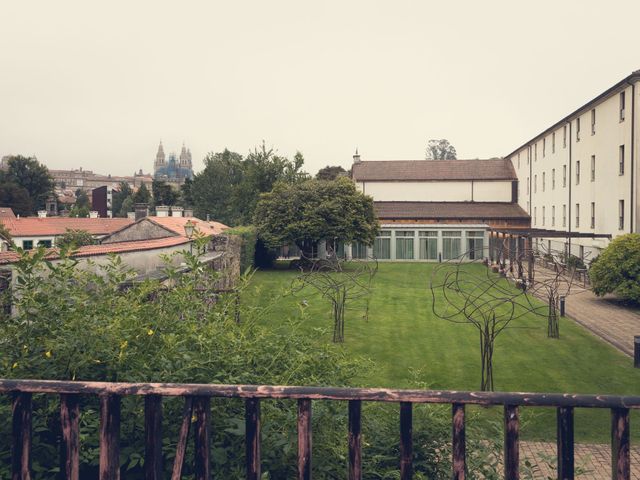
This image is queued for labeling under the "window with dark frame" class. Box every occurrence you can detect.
[619,145,625,175]
[591,109,596,135]
[576,117,581,141]
[575,160,580,185]
[575,203,580,228]
[590,202,595,229]
[620,91,626,121]
[619,200,625,230]
[590,155,595,182]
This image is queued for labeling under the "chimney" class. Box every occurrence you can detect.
[134,203,149,221]
[156,205,170,217]
[353,148,361,164]
[89,211,99,218]
[184,208,194,218]
[127,212,136,220]
[37,210,47,218]
[171,206,184,217]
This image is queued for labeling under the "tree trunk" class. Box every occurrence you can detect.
[547,293,560,338]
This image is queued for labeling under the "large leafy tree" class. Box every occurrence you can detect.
[0,156,54,213]
[316,165,347,181]
[132,183,151,204]
[254,177,378,257]
[590,233,640,303]
[152,180,178,206]
[425,139,457,160]
[191,143,308,226]
[0,182,32,217]
[112,182,133,217]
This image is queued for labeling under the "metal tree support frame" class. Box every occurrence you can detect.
[2,379,639,480]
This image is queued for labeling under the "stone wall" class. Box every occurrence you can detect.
[208,234,242,291]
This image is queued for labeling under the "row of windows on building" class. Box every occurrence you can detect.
[351,230,486,261]
[516,91,627,168]
[525,145,626,194]
[22,239,52,250]
[532,200,626,230]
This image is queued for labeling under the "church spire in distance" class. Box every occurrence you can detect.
[155,140,166,166]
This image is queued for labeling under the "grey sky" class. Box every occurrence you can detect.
[1,1,638,177]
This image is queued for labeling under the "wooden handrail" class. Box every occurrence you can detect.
[3,378,636,480]
[2,378,640,408]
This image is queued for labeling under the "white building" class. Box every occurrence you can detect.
[350,155,529,261]
[506,70,640,260]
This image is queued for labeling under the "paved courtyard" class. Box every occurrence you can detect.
[521,442,640,479]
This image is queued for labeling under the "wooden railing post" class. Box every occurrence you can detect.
[245,398,261,480]
[556,407,574,480]
[144,395,163,480]
[348,400,362,480]
[400,402,412,480]
[99,394,121,480]
[452,403,465,480]
[503,405,519,480]
[297,399,312,480]
[193,396,211,480]
[12,392,32,480]
[611,408,630,480]
[171,396,194,480]
[60,394,80,480]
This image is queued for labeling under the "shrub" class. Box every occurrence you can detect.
[590,233,640,302]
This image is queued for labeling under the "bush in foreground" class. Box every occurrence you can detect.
[590,233,640,303]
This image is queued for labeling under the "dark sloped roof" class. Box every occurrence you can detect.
[352,159,516,182]
[374,202,530,220]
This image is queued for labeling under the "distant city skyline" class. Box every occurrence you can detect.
[1,1,639,177]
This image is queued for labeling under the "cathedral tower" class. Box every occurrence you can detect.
[154,141,166,172]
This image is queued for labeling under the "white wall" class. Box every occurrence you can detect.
[357,180,512,202]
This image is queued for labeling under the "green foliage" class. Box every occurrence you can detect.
[226,225,258,272]
[180,177,194,206]
[254,177,379,254]
[152,179,178,206]
[425,139,457,160]
[112,182,133,217]
[0,155,54,212]
[68,205,90,218]
[55,229,97,249]
[590,233,640,302]
[315,165,347,181]
[191,143,309,226]
[74,189,90,210]
[132,183,151,204]
[0,182,32,216]
[119,196,134,217]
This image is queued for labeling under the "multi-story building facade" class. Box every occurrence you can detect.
[50,168,153,192]
[506,70,640,260]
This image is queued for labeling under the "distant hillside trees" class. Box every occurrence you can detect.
[425,139,457,160]
[191,142,308,226]
[0,155,54,214]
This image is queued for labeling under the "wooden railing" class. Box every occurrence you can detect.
[1,379,639,480]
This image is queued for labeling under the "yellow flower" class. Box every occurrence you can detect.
[45,351,52,358]
[147,329,154,336]
[12,362,18,369]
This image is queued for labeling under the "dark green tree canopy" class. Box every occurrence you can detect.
[112,182,133,217]
[0,182,32,217]
[589,233,640,303]
[254,177,378,252]
[152,180,178,207]
[55,229,97,249]
[316,165,347,181]
[0,155,54,213]
[132,183,151,205]
[74,189,90,210]
[425,139,457,160]
[191,143,308,226]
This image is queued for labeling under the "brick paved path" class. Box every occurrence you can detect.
[518,264,640,357]
[521,441,640,479]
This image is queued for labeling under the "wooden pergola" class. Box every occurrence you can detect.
[488,228,612,283]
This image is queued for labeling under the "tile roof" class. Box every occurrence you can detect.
[374,201,530,220]
[0,236,191,265]
[0,217,133,237]
[352,159,517,182]
[147,216,229,237]
[0,207,16,219]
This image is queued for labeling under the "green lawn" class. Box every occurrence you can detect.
[245,262,640,443]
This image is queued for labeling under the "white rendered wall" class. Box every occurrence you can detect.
[356,180,512,202]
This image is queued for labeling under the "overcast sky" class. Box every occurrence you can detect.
[1,1,639,177]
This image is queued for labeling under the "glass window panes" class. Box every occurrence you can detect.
[443,238,461,260]
[395,231,414,260]
[441,231,462,237]
[466,231,484,237]
[374,237,391,259]
[352,242,368,259]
